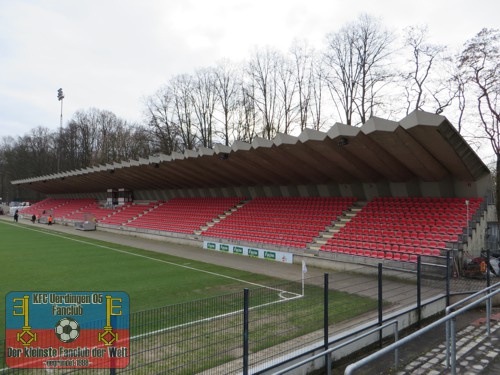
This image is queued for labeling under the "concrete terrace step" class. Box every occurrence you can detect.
[396,314,500,374]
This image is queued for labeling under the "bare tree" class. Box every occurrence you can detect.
[459,28,500,213]
[453,70,467,133]
[310,61,326,131]
[290,40,316,131]
[276,52,298,134]
[401,25,458,115]
[19,127,57,177]
[61,108,145,168]
[66,109,100,167]
[324,14,395,125]
[246,47,283,139]
[171,74,197,151]
[95,110,132,164]
[126,125,154,159]
[213,60,241,146]
[144,86,181,155]
[192,68,217,148]
[237,83,258,143]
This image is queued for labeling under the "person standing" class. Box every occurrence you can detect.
[14,210,19,222]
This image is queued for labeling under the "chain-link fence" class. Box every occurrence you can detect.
[2,259,493,375]
[2,276,331,375]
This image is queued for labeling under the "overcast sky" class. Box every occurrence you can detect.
[0,0,499,140]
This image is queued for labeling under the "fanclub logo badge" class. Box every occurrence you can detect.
[6,291,130,369]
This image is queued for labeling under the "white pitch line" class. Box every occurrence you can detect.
[4,222,284,291]
[131,292,304,341]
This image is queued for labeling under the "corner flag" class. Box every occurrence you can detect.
[302,260,307,274]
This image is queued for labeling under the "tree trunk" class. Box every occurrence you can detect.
[496,154,500,224]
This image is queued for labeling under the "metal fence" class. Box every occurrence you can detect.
[2,256,491,375]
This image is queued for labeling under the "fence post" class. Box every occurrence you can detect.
[110,314,117,375]
[446,250,451,307]
[486,248,491,288]
[243,288,249,375]
[324,273,331,375]
[378,263,383,348]
[417,256,421,328]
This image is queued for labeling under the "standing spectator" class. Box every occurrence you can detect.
[14,210,19,222]
[31,214,36,223]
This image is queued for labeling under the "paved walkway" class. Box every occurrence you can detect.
[397,313,500,375]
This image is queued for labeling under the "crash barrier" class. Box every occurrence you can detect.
[445,283,500,373]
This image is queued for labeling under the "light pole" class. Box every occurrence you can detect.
[57,88,64,172]
[0,161,4,205]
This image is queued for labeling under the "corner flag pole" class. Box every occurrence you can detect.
[301,260,307,296]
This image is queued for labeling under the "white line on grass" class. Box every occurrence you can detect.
[3,221,300,295]
[131,292,304,340]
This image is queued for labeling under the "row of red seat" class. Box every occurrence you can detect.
[320,197,483,258]
[20,198,97,219]
[321,246,422,262]
[21,196,482,264]
[323,239,444,253]
[125,197,244,232]
[335,231,458,243]
[202,197,357,245]
[100,204,155,225]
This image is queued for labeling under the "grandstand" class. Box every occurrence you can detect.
[18,195,484,267]
[13,110,494,274]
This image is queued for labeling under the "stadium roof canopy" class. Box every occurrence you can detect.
[12,110,491,197]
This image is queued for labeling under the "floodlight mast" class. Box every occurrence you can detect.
[57,88,64,172]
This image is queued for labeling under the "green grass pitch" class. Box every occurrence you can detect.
[0,220,283,340]
[1,220,378,346]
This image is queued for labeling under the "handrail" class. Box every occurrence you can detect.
[271,320,399,375]
[344,286,499,375]
[446,282,499,314]
[445,281,500,370]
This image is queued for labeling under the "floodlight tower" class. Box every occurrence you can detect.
[57,88,64,172]
[57,88,64,127]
